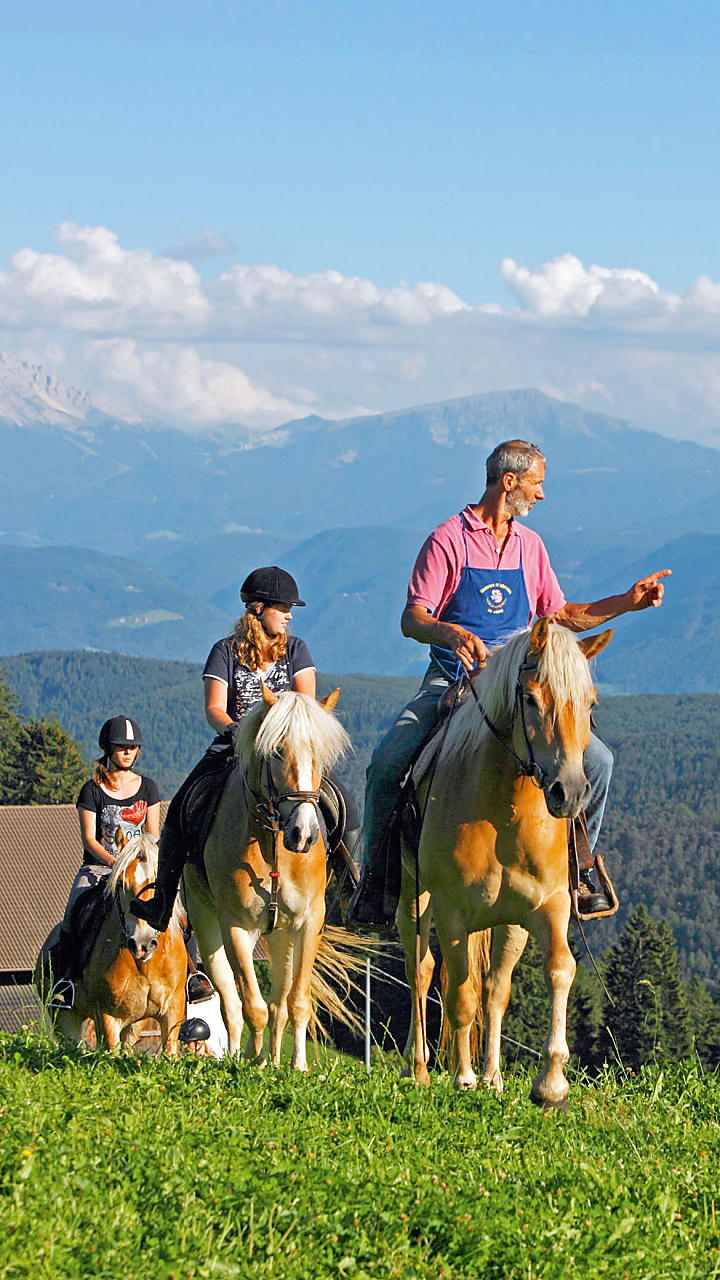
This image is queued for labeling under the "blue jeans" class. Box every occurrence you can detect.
[362,664,613,869]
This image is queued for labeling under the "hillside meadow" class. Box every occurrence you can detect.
[0,1031,718,1280]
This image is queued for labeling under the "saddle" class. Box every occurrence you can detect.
[177,746,238,869]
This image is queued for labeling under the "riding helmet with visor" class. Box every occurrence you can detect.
[98,716,143,753]
[239,566,305,608]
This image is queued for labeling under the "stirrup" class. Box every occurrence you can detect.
[186,972,215,1004]
[572,855,619,921]
[48,978,75,1012]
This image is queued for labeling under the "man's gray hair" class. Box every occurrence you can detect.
[485,440,545,486]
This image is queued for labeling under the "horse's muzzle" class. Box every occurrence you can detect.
[127,933,159,962]
[544,775,591,820]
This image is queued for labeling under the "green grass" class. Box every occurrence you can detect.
[0,1032,718,1279]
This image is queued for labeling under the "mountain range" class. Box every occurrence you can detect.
[0,353,717,691]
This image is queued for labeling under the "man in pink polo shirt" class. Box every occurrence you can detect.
[348,439,670,927]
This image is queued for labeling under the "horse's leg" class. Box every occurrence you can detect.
[99,1013,123,1051]
[482,923,529,1095]
[434,920,481,1091]
[530,899,576,1109]
[184,881,245,1055]
[263,930,294,1067]
[52,1010,86,1045]
[226,924,268,1064]
[396,862,434,1085]
[285,907,325,1072]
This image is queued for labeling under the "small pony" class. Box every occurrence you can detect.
[37,832,187,1054]
[397,619,611,1108]
[183,685,351,1069]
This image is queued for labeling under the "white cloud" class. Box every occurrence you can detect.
[4,225,720,442]
[83,339,306,428]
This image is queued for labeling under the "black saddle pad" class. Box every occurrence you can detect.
[177,748,237,868]
[70,881,113,977]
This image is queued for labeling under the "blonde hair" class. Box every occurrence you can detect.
[231,607,288,672]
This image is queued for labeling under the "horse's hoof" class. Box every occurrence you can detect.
[530,1088,570,1111]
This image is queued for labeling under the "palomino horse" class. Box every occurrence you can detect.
[397,619,611,1107]
[40,833,187,1054]
[183,686,351,1069]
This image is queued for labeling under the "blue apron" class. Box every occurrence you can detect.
[430,514,531,682]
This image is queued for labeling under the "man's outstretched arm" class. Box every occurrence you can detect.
[553,569,671,632]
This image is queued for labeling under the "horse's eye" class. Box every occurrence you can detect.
[524,693,539,710]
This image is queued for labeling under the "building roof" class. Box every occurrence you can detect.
[0,802,169,974]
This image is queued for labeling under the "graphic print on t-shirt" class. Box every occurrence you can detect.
[99,799,148,852]
[229,658,292,720]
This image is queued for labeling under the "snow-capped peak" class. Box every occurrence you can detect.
[0,353,128,428]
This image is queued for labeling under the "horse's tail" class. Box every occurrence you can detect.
[258,926,385,1038]
[437,928,491,1069]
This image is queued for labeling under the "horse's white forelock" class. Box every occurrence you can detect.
[106,832,159,897]
[446,624,595,757]
[236,691,351,773]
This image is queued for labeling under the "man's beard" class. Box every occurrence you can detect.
[506,490,532,518]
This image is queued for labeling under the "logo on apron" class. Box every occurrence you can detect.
[480,582,513,615]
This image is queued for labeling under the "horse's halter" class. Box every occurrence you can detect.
[113,872,158,957]
[243,755,323,833]
[241,752,323,934]
[463,659,547,789]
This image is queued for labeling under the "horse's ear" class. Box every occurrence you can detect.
[115,827,127,851]
[529,618,550,653]
[578,629,613,660]
[320,688,340,712]
[261,681,278,707]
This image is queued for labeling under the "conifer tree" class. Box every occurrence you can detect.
[0,669,22,802]
[598,905,692,1069]
[9,716,88,805]
[685,975,720,1070]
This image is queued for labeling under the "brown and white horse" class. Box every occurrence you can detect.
[43,833,187,1054]
[397,619,611,1107]
[183,686,351,1069]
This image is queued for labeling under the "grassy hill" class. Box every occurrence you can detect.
[0,1039,717,1280]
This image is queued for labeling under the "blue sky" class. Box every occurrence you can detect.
[2,1,720,439]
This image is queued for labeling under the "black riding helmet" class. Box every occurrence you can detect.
[239,566,305,608]
[98,716,143,753]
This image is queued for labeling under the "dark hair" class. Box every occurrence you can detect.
[485,440,545,486]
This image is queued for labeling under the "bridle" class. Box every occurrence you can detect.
[113,870,159,957]
[241,755,323,933]
[462,659,547,790]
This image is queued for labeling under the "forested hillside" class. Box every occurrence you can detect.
[3,650,719,987]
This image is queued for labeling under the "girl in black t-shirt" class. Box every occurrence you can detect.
[47,716,161,1009]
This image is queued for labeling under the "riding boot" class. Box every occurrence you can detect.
[578,866,612,914]
[130,824,186,930]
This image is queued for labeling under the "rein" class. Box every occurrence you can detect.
[241,760,323,934]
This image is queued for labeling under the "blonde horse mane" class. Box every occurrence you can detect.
[445,624,596,759]
[106,832,159,896]
[234,691,351,774]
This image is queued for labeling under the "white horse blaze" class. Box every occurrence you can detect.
[290,754,318,848]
